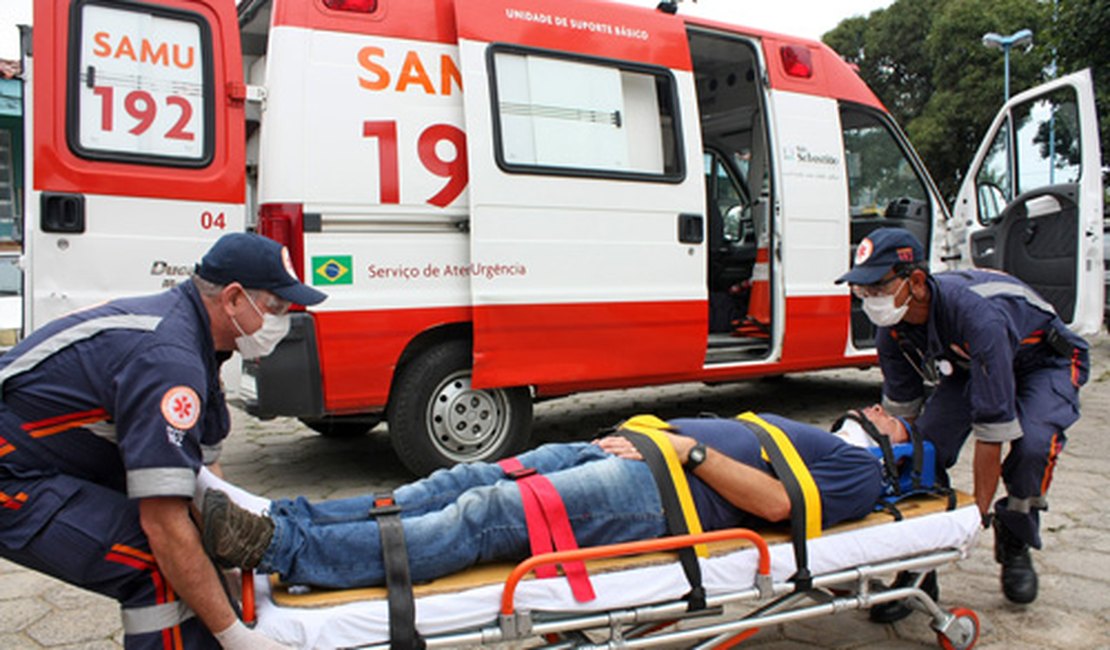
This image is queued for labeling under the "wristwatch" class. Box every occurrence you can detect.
[685,443,708,470]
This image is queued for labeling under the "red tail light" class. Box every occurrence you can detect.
[322,0,378,13]
[780,45,814,79]
[257,203,306,281]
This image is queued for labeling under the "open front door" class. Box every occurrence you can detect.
[952,69,1103,335]
[455,0,706,389]
[27,0,244,331]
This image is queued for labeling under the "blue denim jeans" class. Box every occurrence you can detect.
[260,442,666,588]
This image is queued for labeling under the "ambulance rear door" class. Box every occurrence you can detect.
[454,0,707,389]
[26,0,244,330]
[951,69,1103,335]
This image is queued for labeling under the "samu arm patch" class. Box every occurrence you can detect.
[161,385,201,431]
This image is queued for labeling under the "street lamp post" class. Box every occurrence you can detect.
[982,29,1034,101]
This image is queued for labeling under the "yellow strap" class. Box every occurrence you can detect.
[737,412,822,539]
[619,415,708,557]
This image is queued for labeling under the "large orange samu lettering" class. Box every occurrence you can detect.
[92,32,195,70]
[357,47,462,96]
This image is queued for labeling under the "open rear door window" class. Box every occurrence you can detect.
[68,0,214,167]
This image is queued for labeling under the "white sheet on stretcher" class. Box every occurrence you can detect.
[195,468,981,650]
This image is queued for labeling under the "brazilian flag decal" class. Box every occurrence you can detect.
[312,256,353,286]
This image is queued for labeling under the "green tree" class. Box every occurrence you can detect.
[824,0,1058,203]
[1049,0,1109,191]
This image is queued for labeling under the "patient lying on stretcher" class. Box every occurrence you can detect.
[201,408,910,590]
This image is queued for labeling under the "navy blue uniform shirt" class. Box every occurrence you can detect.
[877,270,1087,443]
[0,282,230,499]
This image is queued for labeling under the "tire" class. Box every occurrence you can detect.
[388,340,533,476]
[299,414,382,438]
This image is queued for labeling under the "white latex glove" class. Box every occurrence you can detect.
[214,620,295,650]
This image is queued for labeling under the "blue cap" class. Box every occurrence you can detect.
[196,233,327,306]
[836,227,924,285]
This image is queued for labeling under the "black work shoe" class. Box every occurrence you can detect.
[202,489,274,570]
[868,570,939,624]
[994,521,1038,604]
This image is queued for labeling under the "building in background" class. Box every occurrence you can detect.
[0,59,21,346]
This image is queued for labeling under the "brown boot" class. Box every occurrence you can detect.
[202,489,274,570]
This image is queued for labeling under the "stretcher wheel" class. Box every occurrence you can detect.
[936,607,979,650]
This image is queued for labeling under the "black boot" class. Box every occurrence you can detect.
[868,570,939,624]
[994,520,1038,604]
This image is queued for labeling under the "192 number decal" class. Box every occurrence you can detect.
[363,120,467,208]
[92,86,195,141]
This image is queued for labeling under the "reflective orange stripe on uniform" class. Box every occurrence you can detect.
[1070,348,1081,387]
[0,491,28,510]
[1040,433,1063,495]
[0,435,14,458]
[22,408,110,438]
[105,545,184,650]
[1020,329,1045,346]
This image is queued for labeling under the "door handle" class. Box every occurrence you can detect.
[41,193,86,234]
[678,213,703,244]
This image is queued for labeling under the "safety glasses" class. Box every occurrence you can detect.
[851,274,906,299]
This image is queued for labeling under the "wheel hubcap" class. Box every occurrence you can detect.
[427,371,512,461]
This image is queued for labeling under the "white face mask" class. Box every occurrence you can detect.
[861,278,910,327]
[232,291,291,360]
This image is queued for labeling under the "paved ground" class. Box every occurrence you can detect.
[3,333,1109,649]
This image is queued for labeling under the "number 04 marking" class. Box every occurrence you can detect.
[200,211,227,230]
[363,120,468,208]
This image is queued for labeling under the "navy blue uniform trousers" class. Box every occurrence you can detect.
[1,472,216,649]
[916,355,1083,549]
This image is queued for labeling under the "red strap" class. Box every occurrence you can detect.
[498,458,556,577]
[498,458,596,602]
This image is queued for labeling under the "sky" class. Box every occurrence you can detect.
[0,0,891,62]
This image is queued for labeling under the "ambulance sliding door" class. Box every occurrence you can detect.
[455,0,706,389]
[952,70,1103,335]
[27,0,244,330]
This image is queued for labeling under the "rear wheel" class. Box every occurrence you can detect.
[388,340,532,476]
[299,414,382,438]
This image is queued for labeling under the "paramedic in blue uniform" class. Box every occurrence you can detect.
[0,233,325,650]
[836,227,1088,611]
[200,412,890,590]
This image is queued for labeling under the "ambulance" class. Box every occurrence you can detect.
[22,0,1103,474]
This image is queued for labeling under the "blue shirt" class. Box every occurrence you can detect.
[0,282,230,499]
[670,414,882,530]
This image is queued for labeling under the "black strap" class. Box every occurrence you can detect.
[370,493,425,650]
[617,431,706,611]
[876,500,904,521]
[736,419,813,591]
[1045,326,1077,358]
[833,412,900,495]
[939,484,958,511]
[907,421,925,491]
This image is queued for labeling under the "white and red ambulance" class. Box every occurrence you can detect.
[23,0,1103,474]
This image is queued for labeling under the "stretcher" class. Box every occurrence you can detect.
[196,469,983,650]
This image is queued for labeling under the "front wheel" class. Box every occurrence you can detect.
[388,341,533,476]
